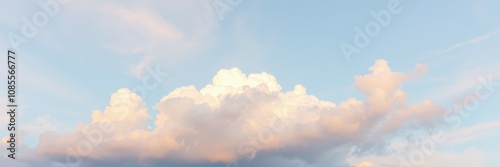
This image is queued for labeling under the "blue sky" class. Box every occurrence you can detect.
[1,0,500,166]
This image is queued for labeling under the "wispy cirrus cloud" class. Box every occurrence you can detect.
[430,28,500,55]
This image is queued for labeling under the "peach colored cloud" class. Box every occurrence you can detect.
[35,60,444,164]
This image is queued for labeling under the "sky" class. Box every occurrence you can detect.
[1,0,500,166]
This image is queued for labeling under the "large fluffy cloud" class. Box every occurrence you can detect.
[31,60,445,166]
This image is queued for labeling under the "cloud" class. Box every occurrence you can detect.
[348,147,487,167]
[356,162,377,167]
[22,116,60,134]
[4,0,221,81]
[424,148,487,167]
[129,56,155,79]
[86,0,222,77]
[91,0,218,79]
[431,28,500,55]
[445,120,500,145]
[29,60,445,166]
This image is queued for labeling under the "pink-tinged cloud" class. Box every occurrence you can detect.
[33,60,444,165]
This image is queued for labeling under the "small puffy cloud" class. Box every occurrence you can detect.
[90,88,150,126]
[36,88,152,158]
[32,60,445,166]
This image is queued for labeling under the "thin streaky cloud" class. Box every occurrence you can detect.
[433,28,500,55]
